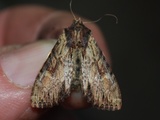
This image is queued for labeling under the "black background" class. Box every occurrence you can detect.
[0,0,159,120]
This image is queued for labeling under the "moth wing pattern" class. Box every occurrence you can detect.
[31,32,73,108]
[81,36,122,110]
[31,19,122,110]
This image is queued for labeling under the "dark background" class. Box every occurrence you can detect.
[0,0,159,120]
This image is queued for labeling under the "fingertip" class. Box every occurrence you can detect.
[0,66,49,120]
[0,40,57,88]
[61,91,91,110]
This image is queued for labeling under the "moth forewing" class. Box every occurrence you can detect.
[31,19,122,110]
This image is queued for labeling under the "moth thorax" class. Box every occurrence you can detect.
[72,31,86,48]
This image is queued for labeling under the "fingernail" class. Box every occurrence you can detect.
[0,39,57,88]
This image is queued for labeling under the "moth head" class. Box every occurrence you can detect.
[65,18,91,48]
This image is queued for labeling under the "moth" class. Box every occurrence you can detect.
[31,18,122,111]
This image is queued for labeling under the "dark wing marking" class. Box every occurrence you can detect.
[81,36,122,110]
[31,31,73,108]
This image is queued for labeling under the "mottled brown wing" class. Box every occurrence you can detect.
[81,36,122,110]
[31,32,73,108]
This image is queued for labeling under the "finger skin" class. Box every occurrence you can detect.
[0,5,110,120]
[0,5,110,62]
[0,67,39,120]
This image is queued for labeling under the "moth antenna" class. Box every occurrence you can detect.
[70,0,77,20]
[83,14,118,24]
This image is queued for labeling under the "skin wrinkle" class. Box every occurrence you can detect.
[0,67,37,120]
[19,107,32,119]
[19,107,37,120]
[0,45,22,55]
